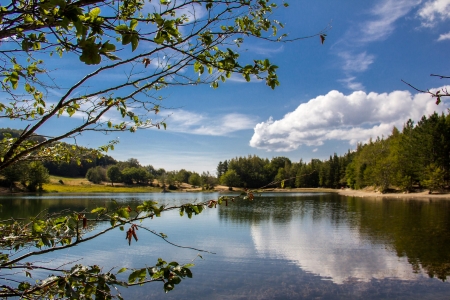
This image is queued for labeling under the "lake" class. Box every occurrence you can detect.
[1,192,450,299]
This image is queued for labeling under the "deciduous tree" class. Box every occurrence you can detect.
[0,0,326,171]
[107,165,122,186]
[26,161,50,191]
[220,169,241,188]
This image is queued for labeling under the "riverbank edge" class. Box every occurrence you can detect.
[336,188,450,200]
[2,185,450,200]
[256,187,450,200]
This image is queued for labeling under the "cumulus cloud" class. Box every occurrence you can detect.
[167,109,256,136]
[249,87,450,151]
[437,31,450,40]
[418,0,450,27]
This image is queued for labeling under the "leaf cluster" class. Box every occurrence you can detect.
[0,0,324,173]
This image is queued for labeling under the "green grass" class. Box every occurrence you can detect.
[43,176,162,193]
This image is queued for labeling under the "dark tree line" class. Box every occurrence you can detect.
[217,153,354,189]
[218,112,450,192]
[347,112,450,192]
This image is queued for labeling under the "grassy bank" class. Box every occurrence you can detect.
[39,176,340,194]
[43,176,162,193]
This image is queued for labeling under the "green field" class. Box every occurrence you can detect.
[43,176,162,193]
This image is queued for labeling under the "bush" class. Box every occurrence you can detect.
[86,166,106,184]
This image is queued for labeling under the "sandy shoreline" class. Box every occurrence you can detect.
[257,187,450,200]
[336,188,450,200]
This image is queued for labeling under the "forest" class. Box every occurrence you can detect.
[1,111,449,193]
[218,111,450,193]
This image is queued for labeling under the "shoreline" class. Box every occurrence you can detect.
[3,185,450,200]
[336,188,450,200]
[257,187,450,200]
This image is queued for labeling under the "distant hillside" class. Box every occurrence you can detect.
[0,128,117,178]
[0,127,46,143]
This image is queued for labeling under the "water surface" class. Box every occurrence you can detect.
[1,192,450,299]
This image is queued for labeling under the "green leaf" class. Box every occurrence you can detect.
[91,207,106,214]
[24,15,34,23]
[115,24,128,32]
[32,222,43,233]
[164,282,174,292]
[117,208,130,219]
[183,268,193,278]
[170,276,181,284]
[18,281,31,291]
[128,270,140,283]
[37,106,44,115]
[122,34,132,45]
[89,7,101,18]
[130,19,138,30]
[131,36,139,51]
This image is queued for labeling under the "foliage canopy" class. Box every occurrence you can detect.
[0,0,328,171]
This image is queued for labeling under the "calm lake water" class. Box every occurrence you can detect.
[1,192,450,299]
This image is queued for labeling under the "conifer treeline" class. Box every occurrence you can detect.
[218,112,450,192]
[217,152,354,189]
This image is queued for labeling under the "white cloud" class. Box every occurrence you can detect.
[418,0,450,27]
[437,31,450,40]
[226,73,263,83]
[336,0,420,90]
[166,109,257,136]
[360,0,421,43]
[144,1,207,23]
[242,45,284,56]
[339,76,365,91]
[249,87,450,152]
[339,52,375,73]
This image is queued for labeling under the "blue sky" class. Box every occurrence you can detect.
[4,0,450,174]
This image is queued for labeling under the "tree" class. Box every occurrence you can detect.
[216,161,228,178]
[188,172,201,187]
[0,0,328,297]
[201,171,217,190]
[107,165,122,186]
[122,167,150,184]
[86,166,107,184]
[175,169,191,185]
[0,0,329,172]
[220,169,241,188]
[0,161,29,190]
[26,161,50,191]
[422,163,445,193]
